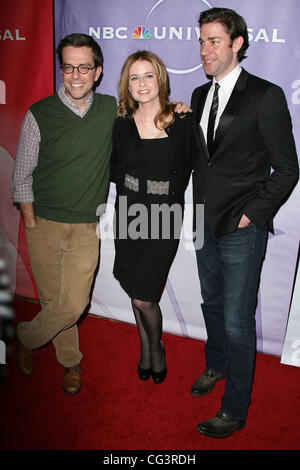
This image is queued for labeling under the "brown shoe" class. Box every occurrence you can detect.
[15,328,33,376]
[62,365,81,394]
[196,410,246,438]
[190,369,226,397]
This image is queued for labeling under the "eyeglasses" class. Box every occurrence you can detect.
[61,64,96,74]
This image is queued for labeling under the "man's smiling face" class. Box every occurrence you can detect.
[61,45,101,110]
[200,21,243,81]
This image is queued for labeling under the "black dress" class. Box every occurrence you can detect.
[111,115,194,302]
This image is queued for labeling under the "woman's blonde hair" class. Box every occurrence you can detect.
[117,50,175,130]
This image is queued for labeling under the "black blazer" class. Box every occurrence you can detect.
[110,113,195,205]
[191,68,299,238]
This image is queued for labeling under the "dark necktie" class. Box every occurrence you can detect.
[207,82,220,155]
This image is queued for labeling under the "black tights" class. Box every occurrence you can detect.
[131,299,165,373]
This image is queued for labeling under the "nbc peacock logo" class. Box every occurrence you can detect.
[132,25,151,39]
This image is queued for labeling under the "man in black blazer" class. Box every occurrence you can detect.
[191,7,299,438]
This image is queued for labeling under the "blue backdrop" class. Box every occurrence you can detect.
[54,0,300,362]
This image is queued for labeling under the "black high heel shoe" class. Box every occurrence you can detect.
[152,366,167,384]
[138,366,152,381]
[151,342,167,384]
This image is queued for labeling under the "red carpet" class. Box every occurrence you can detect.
[1,297,300,452]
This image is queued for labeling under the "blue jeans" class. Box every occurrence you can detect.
[195,217,268,420]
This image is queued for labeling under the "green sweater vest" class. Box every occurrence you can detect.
[30,92,117,223]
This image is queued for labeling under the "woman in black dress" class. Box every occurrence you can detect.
[111,50,194,384]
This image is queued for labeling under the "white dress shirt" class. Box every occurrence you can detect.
[200,64,242,142]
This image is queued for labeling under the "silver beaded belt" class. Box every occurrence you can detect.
[124,173,169,195]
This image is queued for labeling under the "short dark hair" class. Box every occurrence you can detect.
[199,8,249,62]
[56,33,104,68]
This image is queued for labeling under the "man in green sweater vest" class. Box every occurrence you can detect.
[12,33,117,394]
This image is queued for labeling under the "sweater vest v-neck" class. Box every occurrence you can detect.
[30,92,117,223]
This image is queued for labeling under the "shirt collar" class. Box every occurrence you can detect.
[58,84,94,116]
[212,63,242,96]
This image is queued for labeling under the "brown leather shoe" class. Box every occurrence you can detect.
[16,329,33,376]
[190,369,226,397]
[196,410,246,438]
[62,365,81,394]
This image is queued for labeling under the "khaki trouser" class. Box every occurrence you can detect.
[17,217,99,368]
